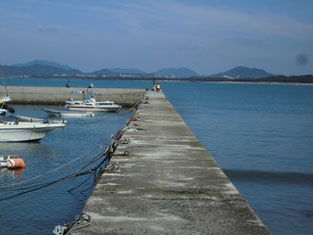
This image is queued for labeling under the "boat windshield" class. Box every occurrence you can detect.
[98,102,113,106]
[83,95,92,100]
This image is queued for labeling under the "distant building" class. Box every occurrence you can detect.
[169,74,176,79]
[223,75,234,79]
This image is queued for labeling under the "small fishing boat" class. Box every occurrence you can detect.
[0,64,15,115]
[65,95,121,112]
[0,116,66,142]
[42,108,95,118]
[0,64,11,103]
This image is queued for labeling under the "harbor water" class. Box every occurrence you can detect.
[1,79,313,234]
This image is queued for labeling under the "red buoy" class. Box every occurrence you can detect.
[7,158,26,169]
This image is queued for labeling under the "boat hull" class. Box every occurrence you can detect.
[65,96,121,112]
[0,122,65,142]
[67,106,120,112]
[42,108,95,118]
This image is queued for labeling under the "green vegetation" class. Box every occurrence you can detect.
[2,62,312,84]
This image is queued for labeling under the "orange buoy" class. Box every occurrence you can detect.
[7,158,26,169]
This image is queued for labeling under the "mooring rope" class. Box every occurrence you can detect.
[53,212,91,235]
[0,115,131,203]
[0,137,112,190]
[0,146,113,202]
[0,92,143,223]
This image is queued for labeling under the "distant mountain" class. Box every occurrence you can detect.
[14,60,74,71]
[210,66,273,79]
[110,68,145,75]
[7,60,200,78]
[154,67,198,78]
[2,64,82,77]
[91,68,116,76]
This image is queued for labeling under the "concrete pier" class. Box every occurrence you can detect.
[69,91,270,234]
[0,86,144,107]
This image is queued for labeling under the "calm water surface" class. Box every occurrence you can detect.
[1,79,312,234]
[163,82,313,235]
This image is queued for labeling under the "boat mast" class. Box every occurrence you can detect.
[0,64,9,97]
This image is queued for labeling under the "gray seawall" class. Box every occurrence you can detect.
[68,91,270,234]
[1,86,145,107]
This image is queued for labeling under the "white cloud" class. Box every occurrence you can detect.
[49,0,313,43]
[1,0,312,74]
[80,0,313,40]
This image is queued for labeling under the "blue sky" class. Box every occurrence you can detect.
[0,0,312,75]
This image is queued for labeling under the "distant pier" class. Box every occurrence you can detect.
[1,86,145,107]
[68,91,270,234]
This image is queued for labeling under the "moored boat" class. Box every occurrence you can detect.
[65,95,121,112]
[0,116,66,142]
[42,108,95,118]
[0,64,15,115]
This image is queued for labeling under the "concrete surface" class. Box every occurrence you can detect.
[0,86,145,107]
[69,91,270,234]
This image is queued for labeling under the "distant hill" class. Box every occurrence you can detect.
[2,60,281,80]
[6,60,199,78]
[153,67,198,78]
[2,62,312,84]
[14,60,74,71]
[91,68,116,76]
[110,68,145,75]
[210,66,273,79]
[3,64,82,77]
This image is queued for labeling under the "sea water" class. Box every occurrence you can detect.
[1,79,312,234]
[164,82,313,235]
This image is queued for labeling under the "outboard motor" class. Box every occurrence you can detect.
[7,106,15,113]
[1,104,15,113]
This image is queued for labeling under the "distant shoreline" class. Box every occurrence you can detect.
[4,76,313,86]
[202,81,313,86]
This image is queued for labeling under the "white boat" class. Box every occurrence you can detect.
[0,64,14,115]
[0,116,66,142]
[42,108,95,118]
[65,95,121,112]
[0,64,11,103]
